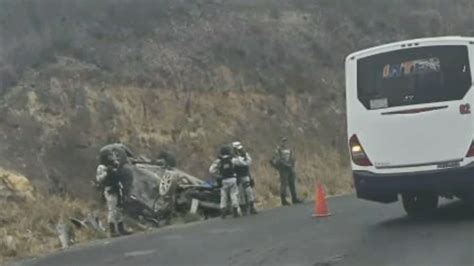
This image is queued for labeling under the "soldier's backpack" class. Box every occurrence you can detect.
[218,155,235,179]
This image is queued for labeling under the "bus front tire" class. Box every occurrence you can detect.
[401,192,438,217]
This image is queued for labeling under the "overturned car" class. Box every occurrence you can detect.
[97,144,221,226]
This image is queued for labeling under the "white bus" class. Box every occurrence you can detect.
[345,36,474,216]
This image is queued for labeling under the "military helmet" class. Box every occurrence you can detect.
[232,141,243,150]
[220,145,233,156]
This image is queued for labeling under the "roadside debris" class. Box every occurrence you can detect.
[55,220,75,249]
[69,211,106,233]
[69,218,88,229]
[86,211,107,232]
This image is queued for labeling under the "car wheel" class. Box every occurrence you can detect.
[156,171,178,216]
[402,192,438,217]
[159,171,177,197]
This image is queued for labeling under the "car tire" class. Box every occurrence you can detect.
[157,171,178,215]
[402,192,438,217]
[159,171,178,197]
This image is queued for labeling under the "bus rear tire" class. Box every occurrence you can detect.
[402,192,438,217]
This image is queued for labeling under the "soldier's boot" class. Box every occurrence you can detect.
[220,208,227,219]
[117,222,131,236]
[281,195,290,206]
[108,223,119,238]
[233,207,241,218]
[289,181,302,204]
[249,202,258,215]
[292,197,303,204]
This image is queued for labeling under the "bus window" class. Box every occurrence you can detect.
[357,46,472,110]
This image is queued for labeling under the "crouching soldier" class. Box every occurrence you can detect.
[233,141,257,215]
[96,148,131,237]
[209,145,248,218]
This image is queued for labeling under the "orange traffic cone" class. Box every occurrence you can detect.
[312,182,331,217]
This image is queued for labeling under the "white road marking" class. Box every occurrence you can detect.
[124,249,155,257]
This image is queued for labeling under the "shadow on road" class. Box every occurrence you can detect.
[377,200,474,229]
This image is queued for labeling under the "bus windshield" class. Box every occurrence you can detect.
[357,45,472,110]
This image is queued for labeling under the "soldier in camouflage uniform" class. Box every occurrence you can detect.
[96,143,133,237]
[271,137,302,206]
[232,141,258,215]
[209,145,249,218]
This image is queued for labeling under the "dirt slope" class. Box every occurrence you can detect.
[0,0,473,198]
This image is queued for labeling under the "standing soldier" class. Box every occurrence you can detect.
[96,145,132,237]
[209,145,248,218]
[232,141,258,215]
[271,137,302,206]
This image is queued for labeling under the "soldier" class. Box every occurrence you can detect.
[271,137,302,206]
[96,144,132,237]
[232,141,258,215]
[209,145,248,218]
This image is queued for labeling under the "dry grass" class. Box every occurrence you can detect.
[0,194,106,265]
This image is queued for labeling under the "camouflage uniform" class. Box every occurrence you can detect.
[96,144,133,236]
[271,139,302,205]
[220,177,240,210]
[233,142,257,215]
[209,146,248,218]
[238,175,255,206]
[96,164,123,226]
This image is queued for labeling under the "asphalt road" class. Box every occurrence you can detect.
[18,196,474,266]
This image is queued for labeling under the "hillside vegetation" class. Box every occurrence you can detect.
[0,0,473,198]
